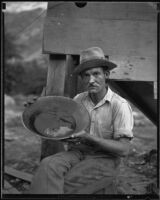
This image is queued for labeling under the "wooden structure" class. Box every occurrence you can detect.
[3,166,33,194]
[41,2,158,159]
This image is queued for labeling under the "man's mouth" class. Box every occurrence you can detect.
[88,85,97,89]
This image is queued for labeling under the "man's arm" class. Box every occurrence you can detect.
[73,131,130,157]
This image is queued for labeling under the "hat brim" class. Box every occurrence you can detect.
[74,59,117,75]
[22,96,90,140]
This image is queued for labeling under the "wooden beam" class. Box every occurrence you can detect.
[3,180,21,194]
[43,2,156,56]
[46,54,67,95]
[64,55,79,98]
[109,81,157,125]
[43,2,157,82]
[154,81,157,99]
[40,54,66,160]
[4,166,33,182]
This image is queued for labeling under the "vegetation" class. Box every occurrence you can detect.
[4,31,47,96]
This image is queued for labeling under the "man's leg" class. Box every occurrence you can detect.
[64,155,120,194]
[29,150,83,194]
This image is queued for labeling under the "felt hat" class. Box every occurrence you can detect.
[74,47,117,75]
[22,96,90,140]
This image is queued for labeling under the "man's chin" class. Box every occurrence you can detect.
[88,88,98,94]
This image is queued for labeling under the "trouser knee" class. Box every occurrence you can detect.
[40,155,67,176]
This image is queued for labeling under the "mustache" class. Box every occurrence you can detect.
[88,84,97,88]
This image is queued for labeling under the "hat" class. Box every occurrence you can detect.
[74,47,117,75]
[22,96,90,140]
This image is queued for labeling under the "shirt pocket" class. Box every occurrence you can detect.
[98,121,113,139]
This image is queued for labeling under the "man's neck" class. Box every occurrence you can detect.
[89,86,108,105]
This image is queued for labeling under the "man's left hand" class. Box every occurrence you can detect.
[71,130,86,138]
[70,130,94,144]
[62,130,92,144]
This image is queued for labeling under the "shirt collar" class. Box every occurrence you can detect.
[104,87,114,102]
[84,87,114,109]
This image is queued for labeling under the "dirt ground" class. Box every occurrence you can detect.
[4,94,158,194]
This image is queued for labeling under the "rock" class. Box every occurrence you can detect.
[5,109,21,124]
[5,95,15,107]
[5,129,19,141]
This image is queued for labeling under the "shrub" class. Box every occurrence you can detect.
[5,59,47,96]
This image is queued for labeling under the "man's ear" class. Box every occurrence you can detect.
[105,70,110,79]
[80,72,83,79]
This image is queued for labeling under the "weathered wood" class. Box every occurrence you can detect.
[64,55,79,98]
[154,81,157,99]
[44,18,156,58]
[4,166,33,182]
[43,2,157,82]
[47,2,157,21]
[41,54,66,160]
[109,81,157,125]
[46,54,66,95]
[44,15,156,56]
[109,55,157,82]
[3,180,21,194]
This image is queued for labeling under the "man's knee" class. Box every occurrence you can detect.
[41,156,52,166]
[40,155,59,168]
[40,154,67,175]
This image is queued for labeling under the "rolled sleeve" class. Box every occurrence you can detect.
[113,102,134,139]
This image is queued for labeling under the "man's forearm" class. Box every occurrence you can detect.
[83,134,130,156]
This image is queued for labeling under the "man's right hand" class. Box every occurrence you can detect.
[23,96,38,108]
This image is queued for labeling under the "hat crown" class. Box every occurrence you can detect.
[80,47,106,64]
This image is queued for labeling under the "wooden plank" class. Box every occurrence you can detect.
[64,55,78,98]
[40,54,66,160]
[47,2,156,21]
[45,54,66,95]
[154,81,157,99]
[43,15,157,57]
[109,55,157,81]
[43,2,156,56]
[3,180,21,194]
[4,166,33,182]
[109,81,157,125]
[43,2,157,82]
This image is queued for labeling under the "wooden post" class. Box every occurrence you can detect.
[64,55,79,98]
[154,81,157,99]
[40,54,66,160]
[46,54,67,95]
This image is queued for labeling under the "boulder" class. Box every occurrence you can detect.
[5,95,15,107]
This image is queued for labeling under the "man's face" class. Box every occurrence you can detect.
[81,67,109,94]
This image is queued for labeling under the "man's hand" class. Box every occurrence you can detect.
[62,130,90,144]
[68,130,94,145]
[23,96,38,108]
[70,130,87,138]
[70,131,131,156]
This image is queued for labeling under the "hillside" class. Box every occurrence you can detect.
[4,8,47,61]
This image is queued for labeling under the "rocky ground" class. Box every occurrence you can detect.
[3,94,158,195]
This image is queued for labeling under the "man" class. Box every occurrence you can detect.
[29,47,134,194]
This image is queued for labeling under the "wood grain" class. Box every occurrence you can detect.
[41,54,66,160]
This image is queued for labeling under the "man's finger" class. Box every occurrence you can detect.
[72,130,86,138]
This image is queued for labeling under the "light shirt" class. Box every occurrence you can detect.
[73,87,134,140]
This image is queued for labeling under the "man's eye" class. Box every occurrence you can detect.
[93,72,99,76]
[84,74,89,77]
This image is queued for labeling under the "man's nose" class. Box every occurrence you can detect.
[89,75,95,83]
